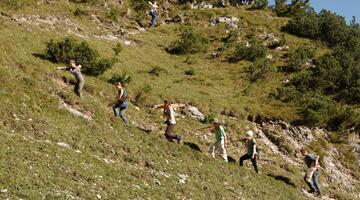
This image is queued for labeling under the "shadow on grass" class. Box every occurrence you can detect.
[267,174,296,187]
[183,142,202,152]
[227,155,236,163]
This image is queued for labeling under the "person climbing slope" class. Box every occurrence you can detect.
[239,130,259,173]
[301,148,321,196]
[198,118,228,162]
[155,100,182,143]
[57,59,85,98]
[148,1,158,28]
[108,82,129,125]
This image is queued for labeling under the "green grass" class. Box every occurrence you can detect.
[0,1,358,199]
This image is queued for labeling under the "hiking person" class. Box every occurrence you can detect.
[108,82,129,124]
[57,59,84,98]
[148,1,158,28]
[239,130,259,173]
[301,148,321,196]
[155,100,182,143]
[198,118,228,162]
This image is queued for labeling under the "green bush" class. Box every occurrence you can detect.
[109,6,120,21]
[168,27,209,55]
[285,46,315,72]
[276,85,300,102]
[229,37,267,62]
[184,68,197,76]
[44,37,115,76]
[74,7,88,16]
[148,66,166,76]
[268,34,286,49]
[221,30,239,48]
[283,11,319,39]
[204,112,217,124]
[113,43,123,56]
[253,0,268,10]
[300,94,337,127]
[108,72,132,85]
[274,0,311,17]
[248,58,274,82]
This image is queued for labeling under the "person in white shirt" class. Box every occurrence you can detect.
[156,100,182,143]
[148,1,158,27]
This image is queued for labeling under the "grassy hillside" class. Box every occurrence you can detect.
[0,1,358,199]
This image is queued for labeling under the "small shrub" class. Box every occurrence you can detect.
[204,112,217,124]
[268,34,286,49]
[142,84,152,93]
[108,72,132,85]
[276,85,300,102]
[229,37,267,62]
[148,66,166,76]
[168,27,208,55]
[184,68,196,76]
[74,7,88,16]
[253,0,268,10]
[285,46,315,72]
[248,58,274,82]
[113,43,123,56]
[109,7,120,21]
[221,30,239,48]
[43,37,115,76]
[300,94,337,127]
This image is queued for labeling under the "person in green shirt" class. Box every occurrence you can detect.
[198,118,228,162]
[239,130,259,173]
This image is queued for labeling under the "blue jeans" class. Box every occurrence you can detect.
[304,170,321,193]
[113,101,128,124]
[150,11,157,27]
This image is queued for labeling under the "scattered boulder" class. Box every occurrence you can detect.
[210,16,239,29]
[190,1,213,9]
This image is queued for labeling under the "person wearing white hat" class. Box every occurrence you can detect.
[239,130,259,173]
[148,1,158,27]
[198,118,228,162]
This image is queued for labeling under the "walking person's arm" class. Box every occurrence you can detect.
[57,66,68,70]
[196,125,213,131]
[252,143,257,159]
[224,132,228,146]
[108,91,120,107]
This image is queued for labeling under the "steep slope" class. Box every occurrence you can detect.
[0,1,359,200]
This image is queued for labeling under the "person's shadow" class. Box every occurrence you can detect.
[267,174,296,187]
[183,142,202,152]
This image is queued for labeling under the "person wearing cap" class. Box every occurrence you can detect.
[148,1,158,28]
[198,118,228,162]
[155,100,182,143]
[239,130,259,173]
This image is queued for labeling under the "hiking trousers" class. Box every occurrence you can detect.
[74,79,84,98]
[113,101,128,124]
[150,11,157,27]
[209,140,228,162]
[165,122,180,142]
[304,170,321,193]
[239,154,259,173]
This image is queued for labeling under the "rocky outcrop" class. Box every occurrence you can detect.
[210,16,239,29]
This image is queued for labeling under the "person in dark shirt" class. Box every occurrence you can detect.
[239,130,259,173]
[301,148,321,196]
